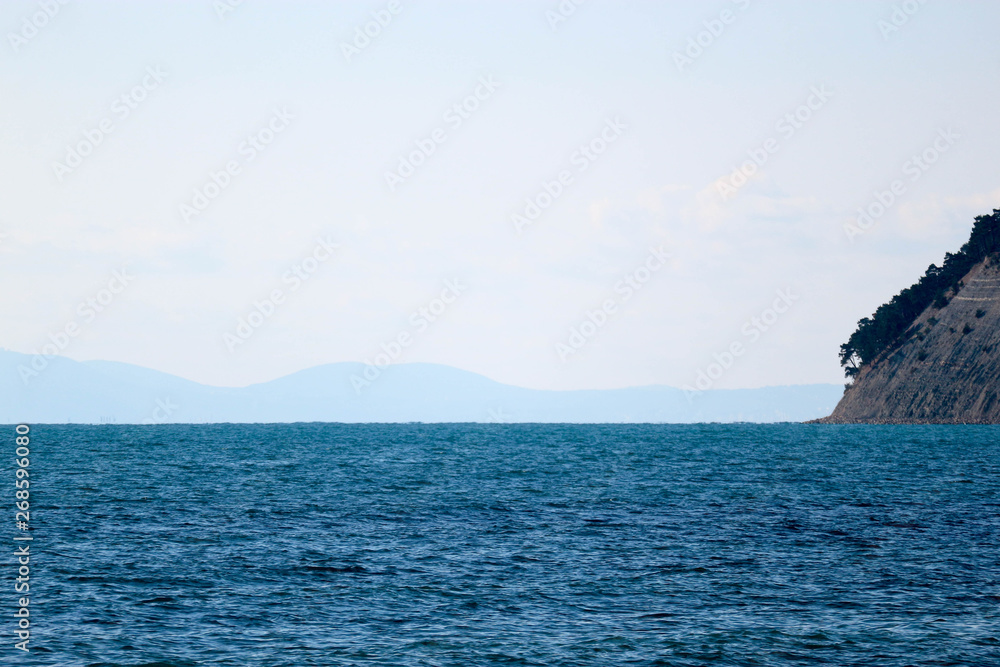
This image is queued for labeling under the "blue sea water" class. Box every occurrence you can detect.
[5,423,1000,666]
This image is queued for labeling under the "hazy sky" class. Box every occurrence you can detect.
[3,0,999,390]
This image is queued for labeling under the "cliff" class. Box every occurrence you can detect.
[821,253,1000,423]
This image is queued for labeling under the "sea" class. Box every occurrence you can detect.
[5,423,1000,666]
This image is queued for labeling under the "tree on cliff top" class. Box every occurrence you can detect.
[839,209,1000,378]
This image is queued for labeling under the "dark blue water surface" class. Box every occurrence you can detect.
[5,424,1000,666]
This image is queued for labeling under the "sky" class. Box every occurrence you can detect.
[2,0,999,391]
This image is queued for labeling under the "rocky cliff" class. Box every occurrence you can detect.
[822,254,1000,423]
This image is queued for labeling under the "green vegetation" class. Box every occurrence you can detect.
[840,209,1000,377]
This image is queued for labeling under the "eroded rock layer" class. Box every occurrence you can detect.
[823,256,1000,424]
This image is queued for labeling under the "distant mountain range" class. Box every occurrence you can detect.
[0,351,842,424]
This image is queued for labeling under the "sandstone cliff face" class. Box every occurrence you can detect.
[823,255,1000,423]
